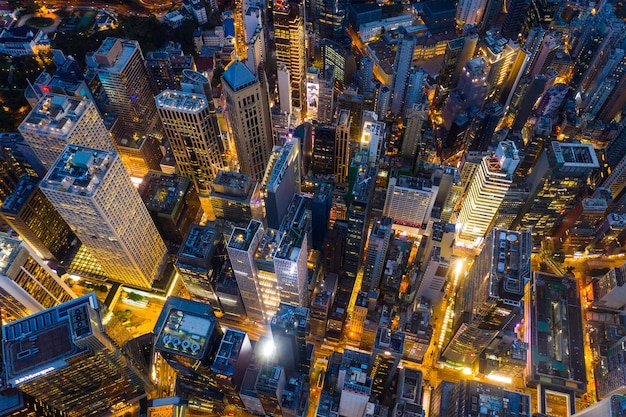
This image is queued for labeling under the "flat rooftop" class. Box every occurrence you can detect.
[375,327,405,353]
[139,172,189,215]
[20,94,92,136]
[264,140,298,191]
[552,141,599,167]
[155,90,208,113]
[211,329,247,376]
[178,224,218,264]
[255,227,281,265]
[40,145,114,198]
[0,235,21,276]
[1,175,39,214]
[228,220,262,252]
[489,229,532,301]
[154,297,217,359]
[94,38,138,74]
[271,303,308,336]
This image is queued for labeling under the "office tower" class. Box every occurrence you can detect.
[335,110,351,183]
[526,272,587,395]
[403,301,433,363]
[384,175,437,229]
[311,183,333,251]
[18,94,115,170]
[516,142,599,244]
[320,39,357,89]
[312,125,336,176]
[435,35,478,106]
[222,61,274,182]
[591,262,626,311]
[277,64,292,115]
[145,42,195,93]
[500,0,530,41]
[361,217,393,292]
[254,364,287,417]
[396,367,423,405]
[211,329,254,408]
[401,105,428,160]
[359,56,375,98]
[1,175,78,262]
[370,328,405,400]
[337,88,365,144]
[511,75,547,131]
[0,234,76,323]
[89,38,161,141]
[344,154,376,281]
[467,101,503,151]
[319,0,348,40]
[154,296,226,411]
[306,67,321,121]
[456,0,488,29]
[596,55,626,124]
[318,66,335,124]
[457,58,489,109]
[404,68,427,117]
[338,350,372,417]
[213,260,247,319]
[40,145,167,289]
[390,35,416,116]
[271,303,309,373]
[175,224,224,306]
[416,222,455,306]
[442,228,531,366]
[479,33,528,101]
[263,140,301,230]
[479,0,502,32]
[209,170,263,224]
[360,112,384,167]
[526,32,559,78]
[2,293,148,416]
[573,395,626,417]
[156,90,224,210]
[274,195,311,307]
[274,0,306,111]
[456,141,519,247]
[448,381,531,417]
[227,220,266,322]
[138,172,200,245]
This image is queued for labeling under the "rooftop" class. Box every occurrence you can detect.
[551,142,599,167]
[139,172,190,215]
[40,145,114,198]
[212,171,252,197]
[20,94,93,136]
[276,196,310,261]
[211,329,248,376]
[256,364,284,392]
[374,327,405,353]
[1,175,40,215]
[489,229,532,300]
[154,296,217,359]
[93,38,138,74]
[228,220,262,252]
[264,140,298,191]
[178,224,219,264]
[271,303,309,336]
[0,235,21,276]
[155,90,208,113]
[222,61,257,92]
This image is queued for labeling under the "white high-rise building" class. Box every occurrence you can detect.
[455,0,488,29]
[39,145,167,289]
[456,141,519,247]
[19,94,114,169]
[360,111,385,167]
[384,175,438,229]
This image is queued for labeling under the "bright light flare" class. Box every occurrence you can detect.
[260,338,275,358]
[487,374,513,384]
[455,258,464,276]
[462,367,472,375]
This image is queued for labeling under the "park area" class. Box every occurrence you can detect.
[60,8,97,32]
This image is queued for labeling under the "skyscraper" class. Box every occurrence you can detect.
[39,145,167,289]
[274,0,306,112]
[384,175,438,229]
[18,94,115,169]
[456,141,519,247]
[442,228,531,366]
[2,293,149,417]
[156,89,225,209]
[0,234,76,323]
[88,38,161,141]
[263,139,301,230]
[222,61,274,182]
[270,303,309,373]
[390,35,417,115]
[455,0,488,29]
[1,175,78,262]
[361,217,393,292]
[209,170,263,224]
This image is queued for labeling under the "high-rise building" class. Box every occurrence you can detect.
[455,0,488,29]
[370,327,405,400]
[39,145,167,289]
[442,228,531,366]
[262,140,301,230]
[18,94,115,169]
[447,381,531,417]
[572,394,626,417]
[176,224,225,306]
[0,234,76,323]
[254,364,287,417]
[359,112,385,167]
[1,175,78,262]
[457,57,489,109]
[88,38,161,141]
[335,109,351,183]
[145,43,195,93]
[390,35,417,115]
[312,125,336,176]
[478,33,529,102]
[361,217,393,292]
[435,35,478,106]
[319,0,348,40]
[311,182,333,251]
[384,175,438,229]
[153,296,226,412]
[211,328,254,409]
[456,141,519,247]
[156,89,225,207]
[337,88,365,144]
[320,39,357,89]
[274,0,306,112]
[138,172,201,245]
[222,61,274,182]
[337,350,373,417]
[416,222,455,306]
[271,303,309,373]
[209,170,263,224]
[500,0,530,41]
[2,293,149,417]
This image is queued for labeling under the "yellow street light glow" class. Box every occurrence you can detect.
[462,367,472,375]
[486,374,513,384]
